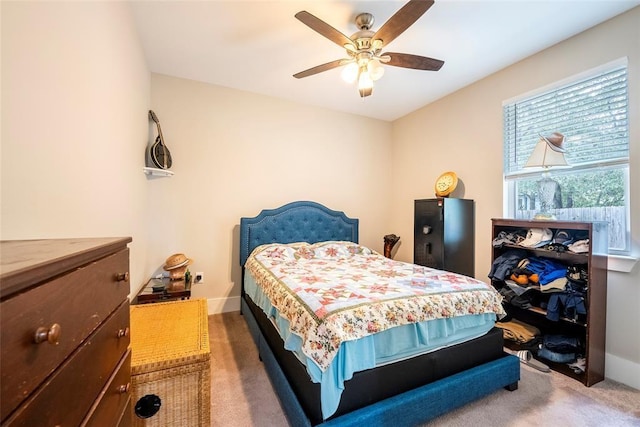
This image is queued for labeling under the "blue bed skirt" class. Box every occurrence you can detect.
[242,298,520,426]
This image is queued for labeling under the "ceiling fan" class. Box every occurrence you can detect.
[293,0,444,98]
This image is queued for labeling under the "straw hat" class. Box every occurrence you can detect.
[163,253,193,271]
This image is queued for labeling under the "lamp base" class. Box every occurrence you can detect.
[532,212,557,220]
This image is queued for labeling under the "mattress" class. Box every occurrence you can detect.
[244,241,506,419]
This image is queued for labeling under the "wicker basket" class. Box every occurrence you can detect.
[130,299,210,427]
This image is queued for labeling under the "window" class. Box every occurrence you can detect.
[503,59,630,254]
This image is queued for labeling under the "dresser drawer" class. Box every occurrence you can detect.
[82,350,132,427]
[3,300,130,427]
[1,249,130,421]
[117,397,133,427]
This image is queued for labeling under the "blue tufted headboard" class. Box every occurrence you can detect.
[239,201,359,267]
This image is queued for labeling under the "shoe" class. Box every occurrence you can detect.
[552,230,574,246]
[506,349,550,372]
[568,357,586,374]
[568,239,590,253]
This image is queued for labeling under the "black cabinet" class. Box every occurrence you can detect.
[414,198,475,277]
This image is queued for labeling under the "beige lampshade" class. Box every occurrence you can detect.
[524,137,569,169]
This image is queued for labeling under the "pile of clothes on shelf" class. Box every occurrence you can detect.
[490,228,590,323]
[491,227,590,254]
[490,227,590,372]
[497,318,585,373]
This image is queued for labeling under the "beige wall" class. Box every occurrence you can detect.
[1,1,151,290]
[148,74,393,311]
[391,7,640,388]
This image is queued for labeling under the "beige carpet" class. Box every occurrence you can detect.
[209,312,640,427]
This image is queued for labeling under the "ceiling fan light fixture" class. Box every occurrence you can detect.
[358,86,373,98]
[368,59,385,81]
[358,65,374,98]
[341,62,359,83]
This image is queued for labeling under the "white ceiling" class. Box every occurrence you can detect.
[130,0,639,122]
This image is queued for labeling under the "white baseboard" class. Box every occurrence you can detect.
[206,296,240,314]
[606,352,640,390]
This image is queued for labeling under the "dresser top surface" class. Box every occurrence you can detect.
[1,237,131,299]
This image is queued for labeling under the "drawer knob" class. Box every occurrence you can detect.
[117,327,130,338]
[34,323,61,345]
[118,383,131,394]
[115,272,129,282]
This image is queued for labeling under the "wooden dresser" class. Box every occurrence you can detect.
[1,237,133,426]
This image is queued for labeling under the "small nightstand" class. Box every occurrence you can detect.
[134,277,191,304]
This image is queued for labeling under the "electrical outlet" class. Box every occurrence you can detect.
[195,272,204,283]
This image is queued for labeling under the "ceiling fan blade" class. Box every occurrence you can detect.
[372,0,434,47]
[293,59,347,79]
[295,11,355,49]
[383,52,444,71]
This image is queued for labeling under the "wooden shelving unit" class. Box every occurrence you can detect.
[491,218,608,386]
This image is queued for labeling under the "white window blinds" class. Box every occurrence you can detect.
[503,63,629,177]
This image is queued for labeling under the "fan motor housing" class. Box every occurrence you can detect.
[355,13,374,30]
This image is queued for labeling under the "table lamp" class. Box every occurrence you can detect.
[524,132,569,220]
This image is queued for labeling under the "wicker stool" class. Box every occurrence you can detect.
[130,299,210,427]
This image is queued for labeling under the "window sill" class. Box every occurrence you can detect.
[608,254,638,273]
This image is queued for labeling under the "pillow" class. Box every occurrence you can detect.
[256,242,307,261]
[310,241,372,259]
[254,241,373,262]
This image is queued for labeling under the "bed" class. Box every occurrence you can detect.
[239,201,519,426]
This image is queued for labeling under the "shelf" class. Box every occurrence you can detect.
[134,277,191,304]
[502,300,587,327]
[503,341,586,382]
[496,243,588,263]
[143,167,174,177]
[492,279,588,327]
[491,218,607,387]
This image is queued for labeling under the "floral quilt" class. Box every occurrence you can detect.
[245,241,505,371]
